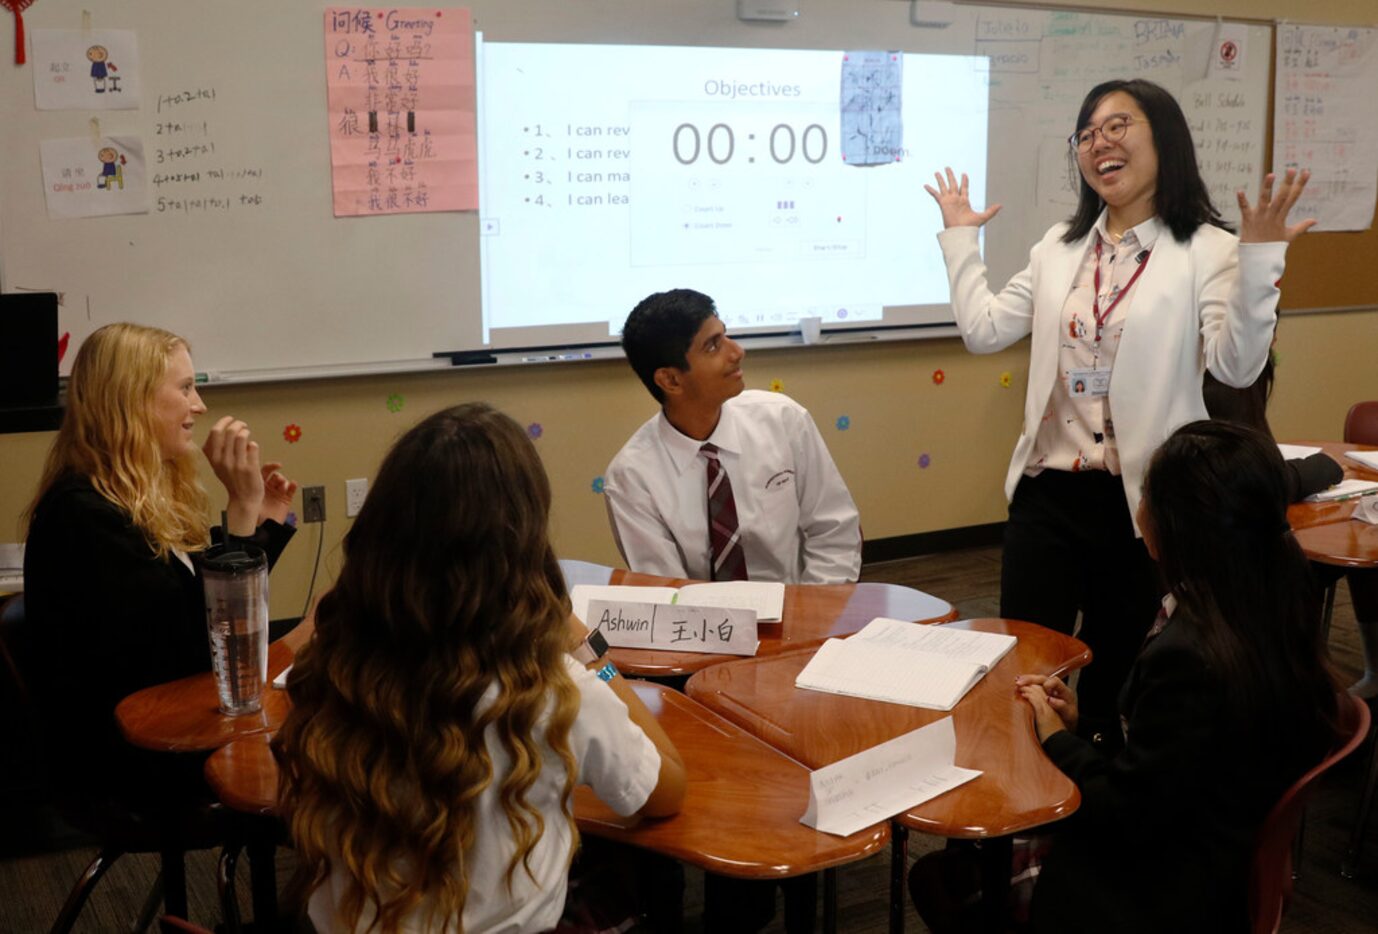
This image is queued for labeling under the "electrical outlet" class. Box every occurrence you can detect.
[345,478,369,517]
[302,485,326,523]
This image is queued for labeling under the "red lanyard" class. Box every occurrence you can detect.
[1092,238,1151,341]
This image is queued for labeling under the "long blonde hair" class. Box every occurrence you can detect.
[273,404,580,933]
[26,322,209,558]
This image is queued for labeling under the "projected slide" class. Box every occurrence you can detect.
[476,41,989,342]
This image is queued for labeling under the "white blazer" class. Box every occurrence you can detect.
[937,217,1287,528]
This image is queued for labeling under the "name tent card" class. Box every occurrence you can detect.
[800,717,981,837]
[586,599,759,656]
[570,581,784,623]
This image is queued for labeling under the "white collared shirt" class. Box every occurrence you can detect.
[604,390,862,584]
[308,656,660,934]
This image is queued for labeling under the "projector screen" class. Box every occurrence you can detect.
[476,40,990,347]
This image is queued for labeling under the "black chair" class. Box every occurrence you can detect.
[0,594,231,933]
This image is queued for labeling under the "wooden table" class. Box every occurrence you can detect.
[1286,442,1378,569]
[205,682,888,930]
[1284,443,1378,881]
[116,639,294,752]
[686,618,1092,932]
[559,560,958,678]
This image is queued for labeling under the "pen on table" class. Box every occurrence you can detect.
[1327,490,1378,503]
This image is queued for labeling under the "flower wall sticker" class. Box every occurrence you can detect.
[591,476,606,494]
[386,393,405,413]
[769,378,784,393]
[918,453,932,469]
[836,415,851,431]
[999,371,1012,388]
[527,423,543,440]
[283,424,303,443]
[932,370,945,385]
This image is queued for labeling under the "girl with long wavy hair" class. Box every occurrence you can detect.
[24,322,296,802]
[1016,420,1343,932]
[275,403,684,933]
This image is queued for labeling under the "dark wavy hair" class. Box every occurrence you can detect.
[1141,420,1341,752]
[1062,79,1230,244]
[274,403,579,932]
[620,288,718,403]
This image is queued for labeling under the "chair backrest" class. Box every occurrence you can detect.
[1344,401,1378,446]
[1247,693,1371,934]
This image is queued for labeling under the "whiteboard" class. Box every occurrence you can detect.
[906,2,1271,295]
[0,1,1270,379]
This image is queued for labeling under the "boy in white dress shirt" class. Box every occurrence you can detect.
[604,288,862,584]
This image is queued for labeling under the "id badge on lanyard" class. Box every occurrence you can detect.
[1068,367,1111,398]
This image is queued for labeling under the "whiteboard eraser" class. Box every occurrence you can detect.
[911,1,958,28]
[738,0,799,22]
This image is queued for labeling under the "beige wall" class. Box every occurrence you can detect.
[3,309,1374,618]
[3,0,1375,618]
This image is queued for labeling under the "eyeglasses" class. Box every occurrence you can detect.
[1069,114,1138,153]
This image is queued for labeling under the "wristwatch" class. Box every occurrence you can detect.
[571,628,610,666]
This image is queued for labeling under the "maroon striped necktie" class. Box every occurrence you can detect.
[700,442,748,581]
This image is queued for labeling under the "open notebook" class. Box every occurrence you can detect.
[796,618,1017,711]
[569,581,785,623]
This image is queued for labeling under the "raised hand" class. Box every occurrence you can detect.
[924,167,1002,229]
[1238,168,1316,243]
[203,415,264,536]
[259,461,299,525]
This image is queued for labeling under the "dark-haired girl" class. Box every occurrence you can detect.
[1017,420,1342,932]
[925,79,1315,746]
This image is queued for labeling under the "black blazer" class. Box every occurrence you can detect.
[23,474,293,794]
[1031,615,1320,934]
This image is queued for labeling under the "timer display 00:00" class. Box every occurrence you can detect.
[672,122,829,166]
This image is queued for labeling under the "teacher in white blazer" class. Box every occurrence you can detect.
[925,78,1314,750]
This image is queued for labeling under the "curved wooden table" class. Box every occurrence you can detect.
[205,681,888,881]
[116,639,294,752]
[686,618,1091,933]
[1286,442,1378,566]
[1284,443,1378,881]
[560,560,958,678]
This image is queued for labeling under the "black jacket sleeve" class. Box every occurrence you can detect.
[1285,452,1344,503]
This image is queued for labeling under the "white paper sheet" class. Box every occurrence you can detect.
[1304,478,1378,503]
[40,135,150,219]
[1344,450,1378,472]
[1278,443,1323,461]
[801,717,981,837]
[1273,24,1378,231]
[31,29,141,111]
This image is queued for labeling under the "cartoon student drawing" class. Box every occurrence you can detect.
[97,147,125,190]
[87,46,120,93]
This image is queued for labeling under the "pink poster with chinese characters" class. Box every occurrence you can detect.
[325,7,477,216]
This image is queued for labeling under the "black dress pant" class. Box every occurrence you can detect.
[1000,470,1161,751]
